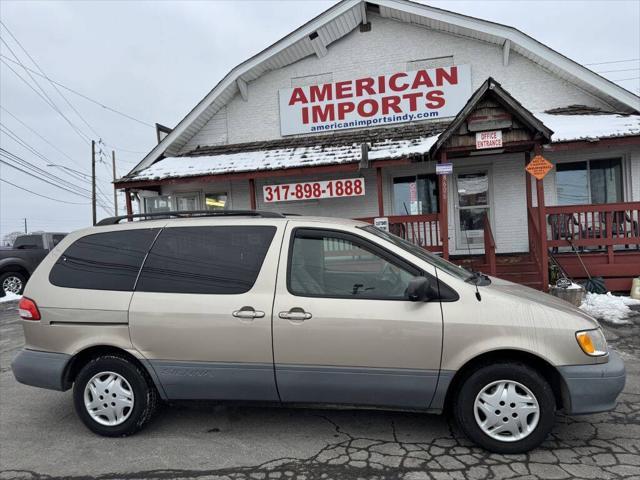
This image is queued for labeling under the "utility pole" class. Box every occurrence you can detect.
[23,218,27,233]
[111,150,118,216]
[91,140,96,226]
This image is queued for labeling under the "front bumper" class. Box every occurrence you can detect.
[558,349,626,415]
[11,349,71,391]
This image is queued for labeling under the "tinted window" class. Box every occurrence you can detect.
[49,229,159,291]
[288,230,418,300]
[14,235,44,249]
[136,226,276,294]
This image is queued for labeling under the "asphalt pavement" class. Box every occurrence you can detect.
[1,300,639,480]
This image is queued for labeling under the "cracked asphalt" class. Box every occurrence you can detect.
[1,300,639,480]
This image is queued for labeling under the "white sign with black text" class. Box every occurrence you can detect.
[374,217,390,232]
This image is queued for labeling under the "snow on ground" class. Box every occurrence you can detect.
[580,292,640,324]
[0,292,21,303]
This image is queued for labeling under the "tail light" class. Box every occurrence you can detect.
[18,297,41,321]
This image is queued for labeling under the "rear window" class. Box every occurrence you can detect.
[14,235,44,249]
[49,229,159,291]
[136,226,276,295]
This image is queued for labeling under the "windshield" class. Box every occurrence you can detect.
[360,225,473,281]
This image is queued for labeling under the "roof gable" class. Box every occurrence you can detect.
[128,0,640,176]
[430,77,553,156]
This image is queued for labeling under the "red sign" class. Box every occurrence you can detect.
[526,155,553,180]
[263,178,365,203]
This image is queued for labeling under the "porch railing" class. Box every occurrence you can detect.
[357,214,443,252]
[545,202,640,251]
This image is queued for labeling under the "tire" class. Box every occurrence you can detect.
[453,362,556,454]
[73,355,158,437]
[1,271,27,295]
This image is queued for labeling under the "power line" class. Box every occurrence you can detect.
[0,106,83,169]
[585,58,640,66]
[0,149,112,212]
[0,54,154,129]
[0,55,91,144]
[0,133,93,195]
[0,124,114,204]
[0,178,92,205]
[0,21,101,139]
[1,110,119,202]
[611,77,640,82]
[0,107,119,200]
[596,67,640,74]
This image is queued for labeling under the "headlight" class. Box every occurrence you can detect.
[575,329,608,356]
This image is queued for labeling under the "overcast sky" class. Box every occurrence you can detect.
[0,0,638,240]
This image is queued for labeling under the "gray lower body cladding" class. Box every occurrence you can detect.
[558,349,626,415]
[151,360,444,409]
[12,349,71,391]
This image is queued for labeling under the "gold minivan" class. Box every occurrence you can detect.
[12,211,625,453]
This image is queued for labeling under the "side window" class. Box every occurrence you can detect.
[288,230,418,300]
[136,226,276,295]
[49,229,159,291]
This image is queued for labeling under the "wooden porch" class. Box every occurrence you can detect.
[358,201,640,292]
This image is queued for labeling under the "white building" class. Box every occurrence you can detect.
[117,0,640,291]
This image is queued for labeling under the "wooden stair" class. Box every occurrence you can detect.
[450,253,544,290]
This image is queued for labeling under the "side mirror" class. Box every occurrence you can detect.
[407,276,437,302]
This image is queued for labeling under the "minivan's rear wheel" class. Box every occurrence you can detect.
[73,355,158,436]
[453,363,555,453]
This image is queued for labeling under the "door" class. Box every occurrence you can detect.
[129,221,283,401]
[454,170,491,251]
[272,223,444,409]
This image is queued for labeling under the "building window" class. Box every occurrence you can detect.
[175,193,199,211]
[205,193,228,210]
[556,159,622,205]
[393,174,439,215]
[144,195,172,214]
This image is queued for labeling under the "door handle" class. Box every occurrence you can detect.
[279,308,312,321]
[232,307,265,320]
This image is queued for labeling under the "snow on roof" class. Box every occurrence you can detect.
[124,113,639,183]
[536,112,640,142]
[125,134,441,182]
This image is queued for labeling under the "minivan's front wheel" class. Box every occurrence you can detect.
[73,355,158,436]
[453,363,555,453]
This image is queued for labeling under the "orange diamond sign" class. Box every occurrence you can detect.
[526,155,553,180]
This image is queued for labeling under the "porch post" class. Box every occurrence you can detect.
[525,152,533,253]
[125,189,133,221]
[249,178,257,210]
[534,145,549,290]
[438,151,449,259]
[376,167,384,216]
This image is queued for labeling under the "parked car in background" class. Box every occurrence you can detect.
[11,212,624,453]
[0,232,67,296]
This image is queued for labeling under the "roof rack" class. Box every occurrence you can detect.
[96,210,285,226]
